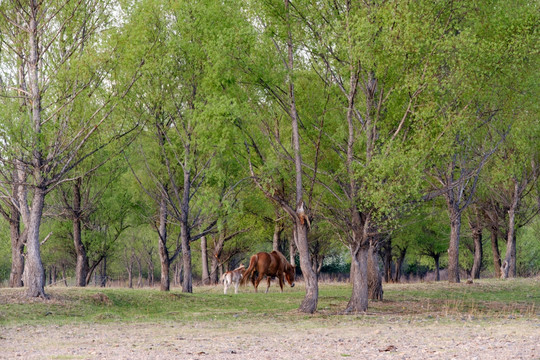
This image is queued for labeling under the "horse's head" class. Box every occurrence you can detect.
[285,264,296,288]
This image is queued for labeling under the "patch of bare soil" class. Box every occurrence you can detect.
[1,319,538,359]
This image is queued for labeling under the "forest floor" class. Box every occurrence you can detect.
[0,278,539,359]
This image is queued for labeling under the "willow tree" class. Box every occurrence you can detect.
[288,0,462,311]
[123,0,250,292]
[0,0,136,297]
[239,0,322,313]
[424,0,538,283]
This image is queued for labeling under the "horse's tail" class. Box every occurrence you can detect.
[240,254,257,286]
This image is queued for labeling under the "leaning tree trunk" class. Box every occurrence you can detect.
[158,193,170,291]
[490,226,502,278]
[471,226,483,279]
[368,242,383,301]
[73,178,89,287]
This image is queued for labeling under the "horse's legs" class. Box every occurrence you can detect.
[234,280,239,294]
[278,275,284,293]
[251,273,257,292]
[265,276,271,293]
[223,279,228,294]
[254,273,264,293]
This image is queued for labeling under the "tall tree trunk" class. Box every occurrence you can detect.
[283,0,317,313]
[24,189,47,297]
[158,192,170,291]
[180,180,193,293]
[21,3,47,299]
[73,178,89,287]
[448,214,462,283]
[294,222,318,313]
[471,226,483,279]
[201,236,209,285]
[490,225,502,278]
[502,180,519,279]
[368,242,383,301]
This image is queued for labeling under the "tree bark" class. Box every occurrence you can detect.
[501,180,520,278]
[382,239,392,283]
[201,236,209,285]
[346,243,369,313]
[9,204,24,287]
[368,242,383,301]
[448,214,462,283]
[289,229,296,265]
[471,226,483,279]
[23,188,47,297]
[393,246,407,283]
[490,226,502,278]
[158,192,170,291]
[73,178,89,287]
[294,222,318,313]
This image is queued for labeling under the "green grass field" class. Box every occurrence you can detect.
[0,277,538,326]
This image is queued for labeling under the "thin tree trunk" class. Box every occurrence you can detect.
[382,239,392,283]
[502,180,520,279]
[100,256,107,287]
[127,256,133,289]
[158,192,170,291]
[289,229,296,265]
[201,236,209,285]
[294,222,318,313]
[73,178,89,287]
[448,215,462,283]
[393,246,407,283]
[471,227,483,279]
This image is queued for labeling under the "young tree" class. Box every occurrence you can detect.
[0,0,137,297]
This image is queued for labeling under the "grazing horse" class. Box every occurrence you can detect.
[240,251,295,293]
[221,264,245,294]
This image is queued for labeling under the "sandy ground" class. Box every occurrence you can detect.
[1,319,538,360]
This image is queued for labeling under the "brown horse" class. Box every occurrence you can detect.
[240,250,295,293]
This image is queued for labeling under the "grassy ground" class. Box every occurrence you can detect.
[0,277,538,327]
